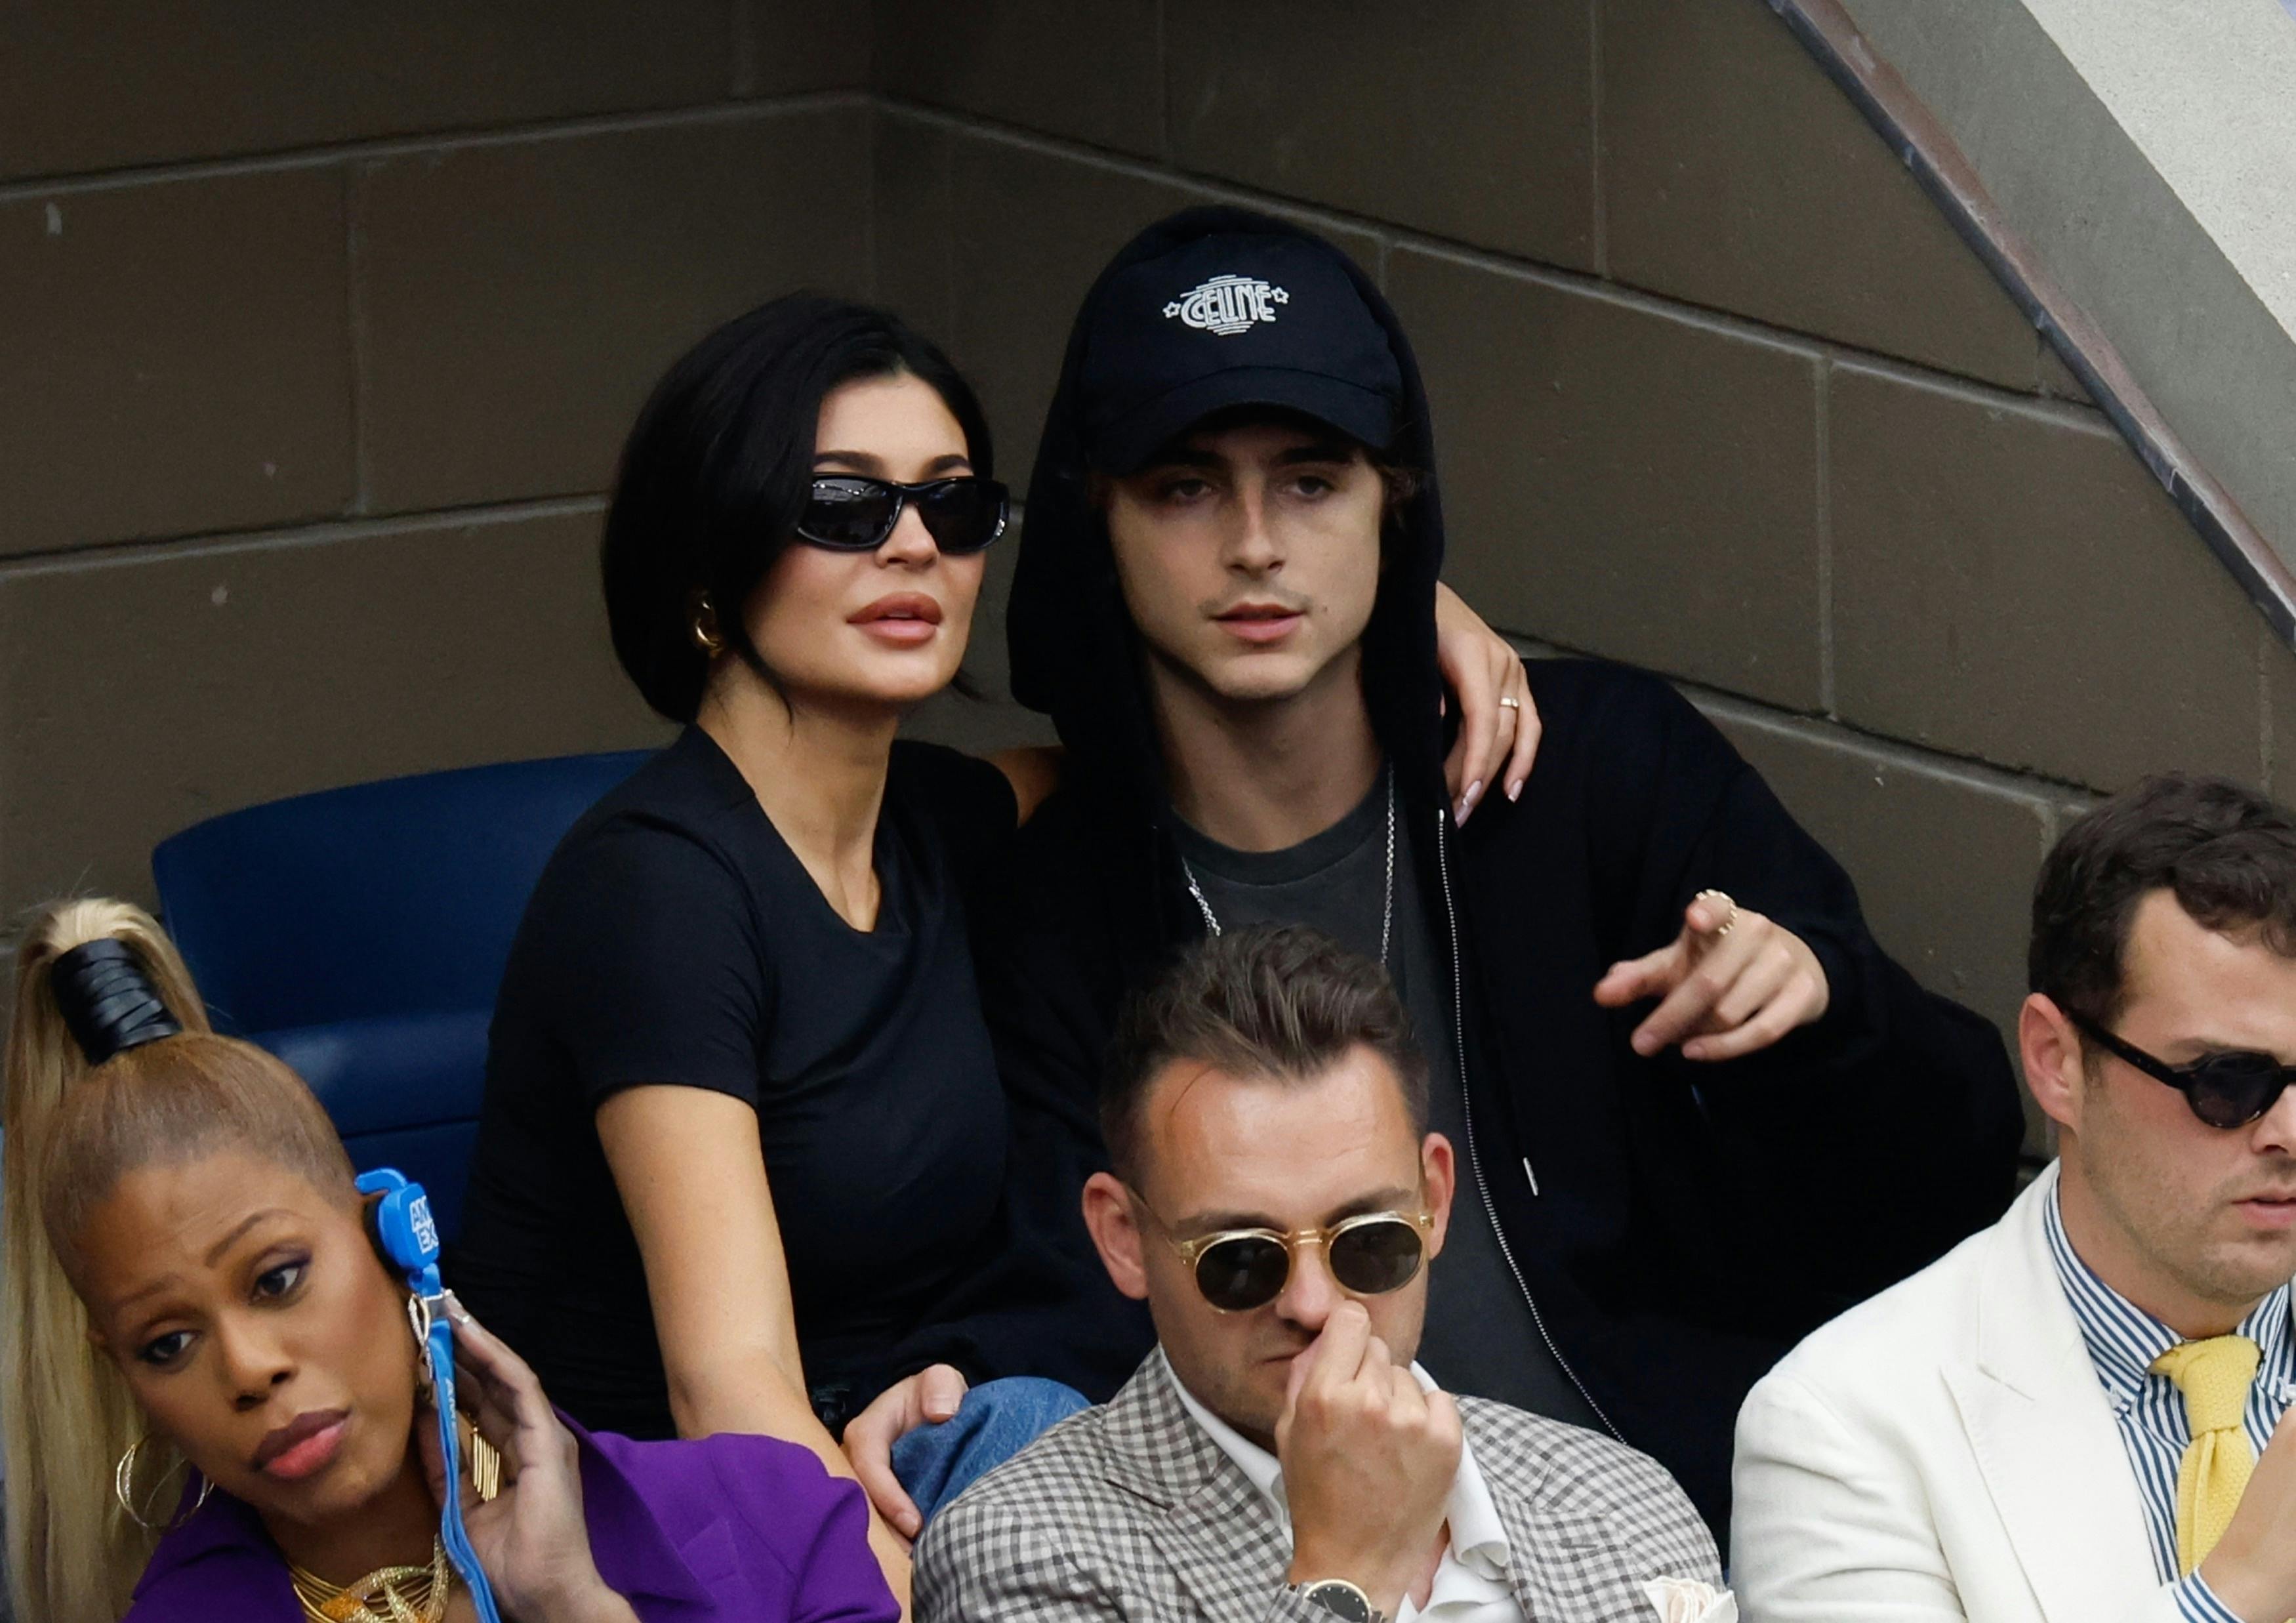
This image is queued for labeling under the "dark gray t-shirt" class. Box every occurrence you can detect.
[1171,772,1603,1429]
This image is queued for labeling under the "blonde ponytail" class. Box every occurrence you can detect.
[4,900,211,1623]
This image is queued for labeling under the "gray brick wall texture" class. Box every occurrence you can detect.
[2,1,2284,1157]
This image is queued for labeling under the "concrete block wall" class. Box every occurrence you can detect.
[0,3,878,920]
[871,0,2296,1156]
[1,1,2284,1157]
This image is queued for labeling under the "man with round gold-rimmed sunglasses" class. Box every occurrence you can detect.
[914,924,1723,1623]
[1145,1203,1439,1315]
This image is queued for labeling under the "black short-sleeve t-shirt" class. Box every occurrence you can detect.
[448,726,1016,1438]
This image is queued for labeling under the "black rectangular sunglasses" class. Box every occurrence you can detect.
[797,475,1009,555]
[2068,1008,2296,1129]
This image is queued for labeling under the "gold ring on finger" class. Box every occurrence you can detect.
[1692,888,1738,936]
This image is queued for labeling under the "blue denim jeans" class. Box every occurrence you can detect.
[890,1376,1090,1526]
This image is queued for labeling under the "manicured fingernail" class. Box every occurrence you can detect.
[1465,779,1483,810]
[1506,779,1523,802]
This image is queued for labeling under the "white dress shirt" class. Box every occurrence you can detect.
[1171,1362,1524,1623]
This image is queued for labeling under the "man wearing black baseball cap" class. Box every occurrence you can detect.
[859,207,2023,1538]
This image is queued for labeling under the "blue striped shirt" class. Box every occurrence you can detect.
[2044,1185,2296,1623]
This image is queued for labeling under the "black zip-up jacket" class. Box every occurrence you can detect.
[911,207,2024,1533]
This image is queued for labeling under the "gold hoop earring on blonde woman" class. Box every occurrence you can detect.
[114,1435,212,1531]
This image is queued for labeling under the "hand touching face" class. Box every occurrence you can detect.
[1080,1044,1454,1447]
[419,1296,632,1622]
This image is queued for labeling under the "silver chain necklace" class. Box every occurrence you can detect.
[1181,766,1396,966]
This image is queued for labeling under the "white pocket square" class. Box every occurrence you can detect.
[1643,1576,1737,1623]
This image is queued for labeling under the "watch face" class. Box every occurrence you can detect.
[1302,1580,1374,1622]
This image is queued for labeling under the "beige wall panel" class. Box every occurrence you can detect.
[1830,364,2263,790]
[1709,703,2051,1151]
[0,169,353,555]
[872,112,955,335]
[2267,639,2296,809]
[0,509,667,917]
[0,2,737,181]
[937,136,1391,491]
[874,0,1162,159]
[1166,0,1594,271]
[1391,246,1824,709]
[1601,0,2037,392]
[747,0,874,94]
[358,107,872,513]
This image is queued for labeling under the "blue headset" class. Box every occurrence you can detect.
[359,1169,503,1623]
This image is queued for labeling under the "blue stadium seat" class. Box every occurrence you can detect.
[150,749,655,1239]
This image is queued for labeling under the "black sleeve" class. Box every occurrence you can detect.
[526,819,771,1109]
[890,741,1021,897]
[1574,665,2022,1292]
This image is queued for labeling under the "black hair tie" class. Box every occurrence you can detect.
[52,938,182,1065]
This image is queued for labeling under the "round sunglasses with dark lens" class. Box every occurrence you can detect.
[2068,1008,2296,1129]
[1180,1212,1431,1313]
[797,476,1008,555]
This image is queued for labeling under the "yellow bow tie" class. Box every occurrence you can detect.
[2152,1334,2261,1574]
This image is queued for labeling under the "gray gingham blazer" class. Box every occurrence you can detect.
[914,1350,1721,1622]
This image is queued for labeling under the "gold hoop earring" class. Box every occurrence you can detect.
[114,1435,211,1531]
[691,595,725,655]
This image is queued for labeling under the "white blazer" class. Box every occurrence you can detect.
[1731,1163,2179,1623]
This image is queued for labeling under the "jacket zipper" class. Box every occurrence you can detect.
[1434,808,1622,1441]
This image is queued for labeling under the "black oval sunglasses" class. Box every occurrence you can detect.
[797,475,1009,555]
[2068,1007,2296,1130]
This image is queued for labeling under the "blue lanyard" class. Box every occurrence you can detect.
[357,1169,503,1623]
[417,1291,502,1623]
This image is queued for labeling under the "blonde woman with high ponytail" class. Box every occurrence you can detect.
[0,897,892,1623]
[3,899,209,1623]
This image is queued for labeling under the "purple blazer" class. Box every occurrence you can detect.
[125,1422,898,1622]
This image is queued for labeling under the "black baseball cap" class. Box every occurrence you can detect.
[1078,229,1404,475]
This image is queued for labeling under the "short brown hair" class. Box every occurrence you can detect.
[1101,924,1428,1184]
[2030,773,2296,1025]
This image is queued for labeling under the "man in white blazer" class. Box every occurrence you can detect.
[1732,773,2296,1623]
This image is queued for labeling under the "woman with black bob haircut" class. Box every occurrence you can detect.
[448,294,1532,1607]
[601,296,1002,725]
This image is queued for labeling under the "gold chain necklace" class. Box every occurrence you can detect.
[288,1536,451,1623]
[283,1431,498,1622]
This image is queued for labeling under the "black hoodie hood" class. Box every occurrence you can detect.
[1006,206,1451,817]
